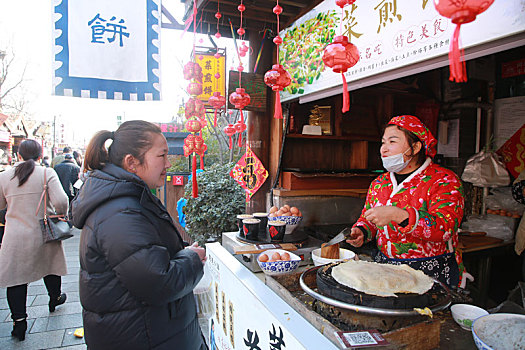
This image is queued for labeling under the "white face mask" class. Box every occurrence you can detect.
[381,149,411,173]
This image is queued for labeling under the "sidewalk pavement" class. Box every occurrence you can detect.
[0,228,86,349]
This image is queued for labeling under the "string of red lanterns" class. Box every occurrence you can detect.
[264,0,292,120]
[182,0,207,198]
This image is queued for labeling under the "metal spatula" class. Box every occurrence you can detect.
[325,227,352,247]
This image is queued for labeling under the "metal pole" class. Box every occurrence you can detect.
[52,115,56,158]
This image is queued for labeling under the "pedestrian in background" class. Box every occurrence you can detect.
[51,146,71,168]
[0,139,69,341]
[71,120,207,350]
[73,150,83,167]
[55,153,80,203]
[42,155,50,167]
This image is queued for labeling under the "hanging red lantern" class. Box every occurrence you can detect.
[183,62,203,82]
[234,119,247,147]
[322,35,359,113]
[229,87,251,121]
[224,124,237,149]
[186,81,203,96]
[185,98,205,119]
[264,64,291,119]
[185,119,203,134]
[434,0,494,83]
[208,92,226,127]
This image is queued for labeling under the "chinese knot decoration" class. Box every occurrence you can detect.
[434,0,494,83]
[208,92,226,127]
[264,0,291,119]
[322,35,359,113]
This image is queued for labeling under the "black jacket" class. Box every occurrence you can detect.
[71,164,205,350]
[54,159,80,201]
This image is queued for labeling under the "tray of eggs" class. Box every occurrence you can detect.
[257,249,301,276]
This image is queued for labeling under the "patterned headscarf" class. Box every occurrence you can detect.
[388,115,437,158]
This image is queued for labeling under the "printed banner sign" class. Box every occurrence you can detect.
[53,0,161,100]
[196,53,226,104]
[230,146,268,201]
[279,0,525,102]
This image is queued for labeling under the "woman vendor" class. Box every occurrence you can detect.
[347,115,465,288]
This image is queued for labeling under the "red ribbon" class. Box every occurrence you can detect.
[449,24,467,83]
[342,72,349,113]
[192,154,198,198]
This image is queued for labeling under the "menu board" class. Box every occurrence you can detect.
[228,71,267,112]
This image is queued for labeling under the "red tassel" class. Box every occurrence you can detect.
[342,72,349,113]
[238,133,242,147]
[274,92,283,119]
[240,110,244,123]
[449,24,467,83]
[228,136,232,149]
[214,109,217,127]
[192,155,198,198]
[200,155,204,170]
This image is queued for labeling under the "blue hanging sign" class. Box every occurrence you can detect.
[53,0,161,101]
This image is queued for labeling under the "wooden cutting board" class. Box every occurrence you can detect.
[458,235,503,250]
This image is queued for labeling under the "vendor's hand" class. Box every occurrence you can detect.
[345,227,364,247]
[364,206,409,227]
[186,242,207,263]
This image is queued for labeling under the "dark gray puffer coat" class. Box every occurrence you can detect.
[71,164,205,350]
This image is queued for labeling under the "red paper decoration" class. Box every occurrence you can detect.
[224,124,237,149]
[264,64,291,119]
[434,0,494,83]
[208,92,226,127]
[322,35,359,113]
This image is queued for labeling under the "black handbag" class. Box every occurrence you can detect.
[36,169,73,243]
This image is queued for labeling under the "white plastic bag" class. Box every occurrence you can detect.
[194,263,213,319]
[462,151,510,187]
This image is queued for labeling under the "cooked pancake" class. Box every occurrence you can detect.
[331,260,434,297]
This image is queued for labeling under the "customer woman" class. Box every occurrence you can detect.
[0,139,69,341]
[346,115,465,287]
[71,120,207,350]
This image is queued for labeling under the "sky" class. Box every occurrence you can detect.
[0,0,247,147]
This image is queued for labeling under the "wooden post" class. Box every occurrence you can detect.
[246,34,273,213]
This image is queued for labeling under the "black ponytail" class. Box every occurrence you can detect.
[12,139,42,187]
[84,120,161,172]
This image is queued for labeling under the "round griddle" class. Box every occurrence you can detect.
[236,228,308,244]
[299,263,451,317]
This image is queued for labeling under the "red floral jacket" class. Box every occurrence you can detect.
[354,159,465,275]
